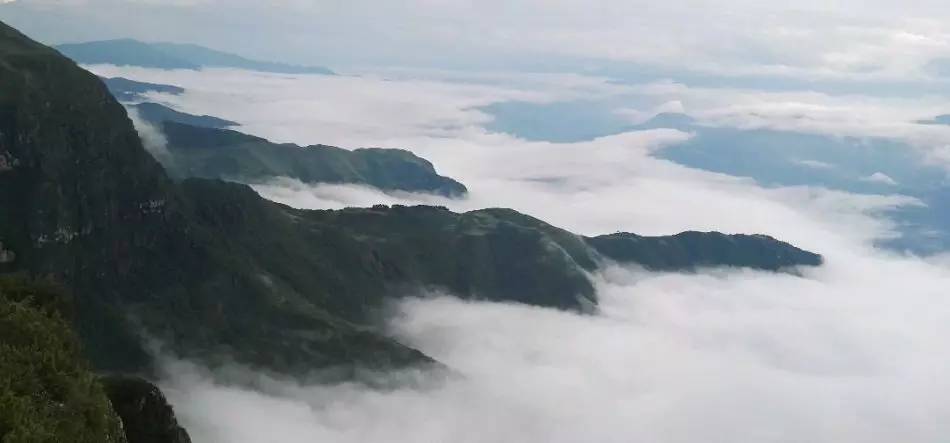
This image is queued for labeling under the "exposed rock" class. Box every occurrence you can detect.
[101,376,192,443]
[0,150,15,171]
[0,241,13,263]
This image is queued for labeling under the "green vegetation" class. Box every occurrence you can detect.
[0,276,127,443]
[157,120,469,197]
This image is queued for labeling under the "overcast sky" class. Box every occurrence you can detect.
[6,0,950,82]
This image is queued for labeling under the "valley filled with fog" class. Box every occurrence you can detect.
[85,64,950,442]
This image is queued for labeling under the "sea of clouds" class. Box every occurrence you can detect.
[92,64,950,442]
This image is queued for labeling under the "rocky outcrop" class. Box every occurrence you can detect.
[102,376,192,443]
[0,150,16,172]
[0,242,13,264]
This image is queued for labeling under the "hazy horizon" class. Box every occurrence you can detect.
[8,0,950,84]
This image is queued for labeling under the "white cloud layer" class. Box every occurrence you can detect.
[87,65,950,442]
[863,172,900,186]
[161,250,950,442]
[89,64,950,171]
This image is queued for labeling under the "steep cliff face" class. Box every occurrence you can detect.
[101,376,192,443]
[0,21,181,371]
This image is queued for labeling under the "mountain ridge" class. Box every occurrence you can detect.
[56,38,334,75]
[131,102,239,130]
[101,77,185,102]
[155,119,470,197]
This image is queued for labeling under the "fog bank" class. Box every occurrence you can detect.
[160,254,950,442]
[92,65,950,442]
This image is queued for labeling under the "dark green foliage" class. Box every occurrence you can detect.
[160,121,469,197]
[131,102,238,129]
[148,179,589,370]
[55,39,200,70]
[101,78,184,102]
[293,204,600,310]
[586,231,823,271]
[0,276,128,443]
[101,376,191,443]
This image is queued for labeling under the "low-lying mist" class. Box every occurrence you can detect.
[160,253,950,443]
[94,65,950,441]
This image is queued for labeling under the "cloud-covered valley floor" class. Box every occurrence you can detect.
[92,65,950,442]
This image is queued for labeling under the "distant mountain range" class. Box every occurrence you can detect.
[484,98,950,255]
[55,38,335,75]
[102,75,465,196]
